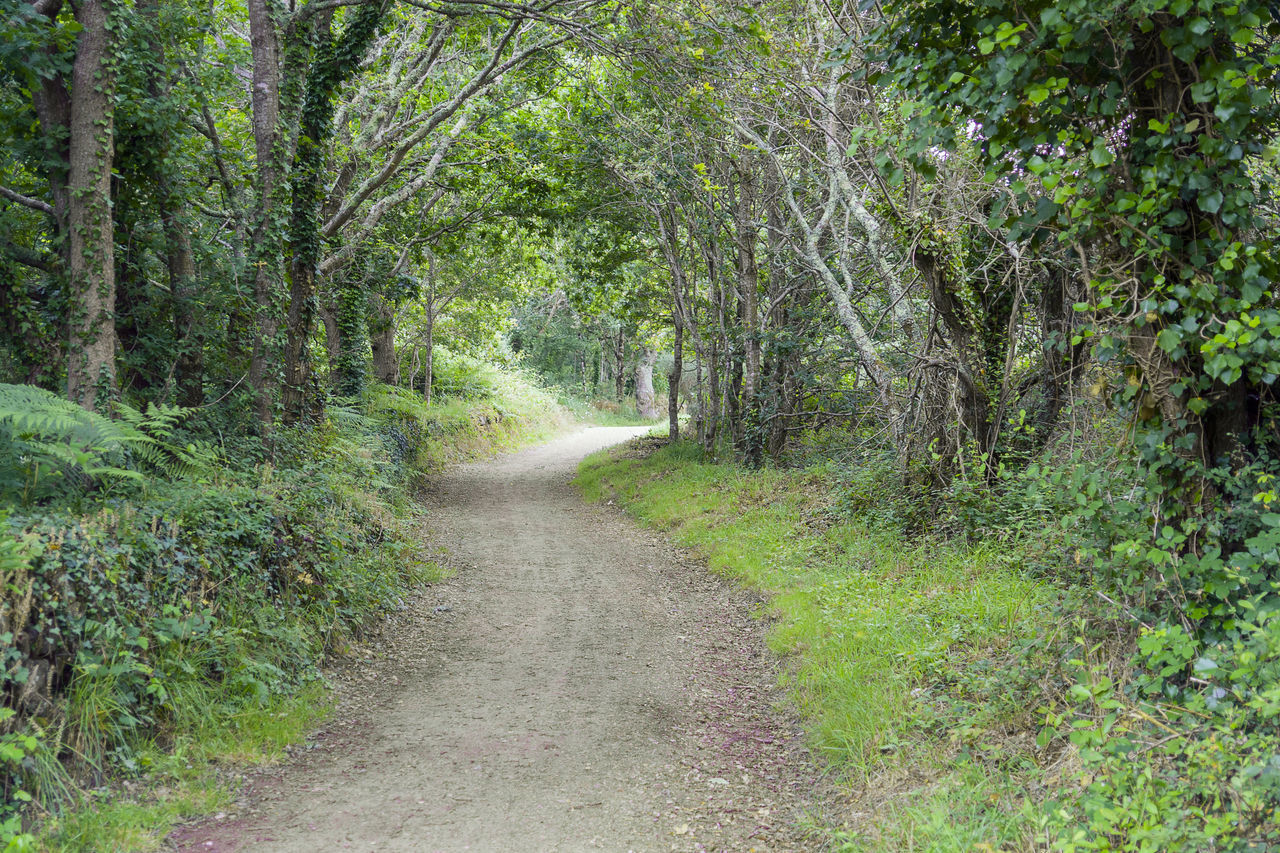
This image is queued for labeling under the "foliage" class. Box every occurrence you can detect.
[0,384,215,506]
[868,0,1280,847]
[2,0,1278,845]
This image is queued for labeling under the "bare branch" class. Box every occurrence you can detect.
[0,185,55,216]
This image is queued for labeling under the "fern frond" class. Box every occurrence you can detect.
[0,384,219,503]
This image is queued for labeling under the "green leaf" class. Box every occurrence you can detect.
[1199,189,1224,214]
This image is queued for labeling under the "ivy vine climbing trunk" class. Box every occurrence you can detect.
[282,0,389,424]
[65,0,118,410]
[247,0,284,428]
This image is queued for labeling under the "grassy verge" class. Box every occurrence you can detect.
[36,685,329,852]
[576,440,1066,850]
[549,389,663,428]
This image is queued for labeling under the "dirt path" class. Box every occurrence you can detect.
[171,427,826,852]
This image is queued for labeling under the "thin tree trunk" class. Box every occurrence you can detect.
[613,328,626,402]
[597,336,610,396]
[668,315,682,441]
[727,354,744,447]
[695,355,705,448]
[30,0,71,268]
[734,170,760,434]
[704,329,720,454]
[65,0,118,410]
[321,301,341,379]
[423,311,434,407]
[164,196,203,406]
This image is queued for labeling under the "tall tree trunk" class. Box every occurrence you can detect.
[334,275,366,397]
[668,315,682,441]
[613,328,626,402]
[694,353,705,447]
[597,336,610,396]
[423,310,435,407]
[406,346,419,392]
[764,296,794,462]
[163,199,201,410]
[734,164,761,443]
[31,1,71,269]
[727,354,744,446]
[282,1,386,422]
[247,0,284,427]
[704,328,721,454]
[65,0,118,410]
[635,346,658,419]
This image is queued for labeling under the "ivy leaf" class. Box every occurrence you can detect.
[1157,328,1182,353]
[1199,189,1224,214]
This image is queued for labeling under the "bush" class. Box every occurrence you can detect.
[0,389,437,833]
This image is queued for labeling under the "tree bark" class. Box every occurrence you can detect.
[613,328,626,402]
[30,0,71,269]
[423,312,435,407]
[733,164,761,431]
[668,315,682,441]
[369,292,399,385]
[247,0,284,427]
[65,0,118,410]
[597,335,610,396]
[635,346,659,419]
[321,301,341,379]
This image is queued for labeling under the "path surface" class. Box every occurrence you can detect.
[171,427,824,853]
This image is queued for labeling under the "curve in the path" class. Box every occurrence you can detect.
[170,427,819,853]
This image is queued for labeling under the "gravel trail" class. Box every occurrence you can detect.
[170,427,825,853]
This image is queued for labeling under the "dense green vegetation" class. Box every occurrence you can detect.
[1,0,1278,848]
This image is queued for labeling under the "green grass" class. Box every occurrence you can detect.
[576,440,1061,850]
[550,390,663,427]
[368,371,572,471]
[36,684,331,853]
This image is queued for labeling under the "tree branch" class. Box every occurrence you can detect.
[0,185,55,216]
[1,240,60,273]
